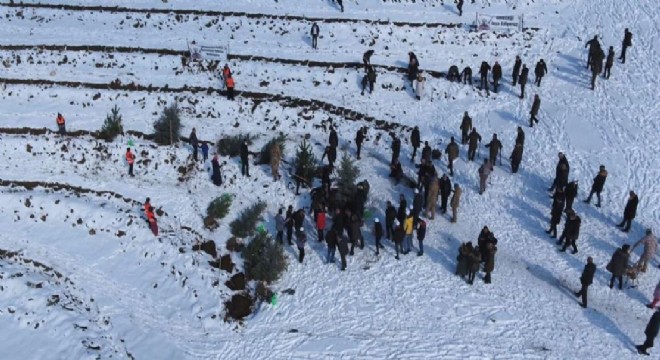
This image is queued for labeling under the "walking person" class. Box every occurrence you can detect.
[620,28,633,63]
[478,159,492,195]
[56,113,66,135]
[564,180,578,213]
[519,64,529,98]
[410,126,421,161]
[335,0,344,13]
[636,310,660,356]
[534,59,548,86]
[606,244,630,290]
[631,229,657,273]
[240,141,250,177]
[374,218,384,255]
[483,242,497,284]
[275,208,285,244]
[201,142,209,162]
[445,137,459,176]
[326,228,337,264]
[416,219,426,256]
[226,75,235,100]
[385,201,396,240]
[189,128,199,161]
[585,35,601,69]
[584,165,607,207]
[617,190,639,232]
[295,228,307,263]
[310,22,320,49]
[467,128,481,161]
[316,208,327,243]
[392,220,404,260]
[125,147,136,177]
[363,50,374,71]
[510,143,523,173]
[512,55,522,86]
[456,0,464,16]
[415,73,425,100]
[559,210,582,254]
[492,61,502,93]
[529,94,541,127]
[460,111,472,145]
[338,233,349,270]
[355,127,366,159]
[604,46,614,79]
[546,188,565,238]
[479,61,491,95]
[548,152,570,192]
[450,183,461,223]
[574,257,596,308]
[484,133,502,166]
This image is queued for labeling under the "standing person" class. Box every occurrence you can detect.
[408,52,420,84]
[529,94,541,127]
[620,28,633,64]
[410,126,421,161]
[515,126,525,147]
[574,257,597,308]
[421,141,432,163]
[240,141,250,177]
[456,0,464,16]
[607,244,630,290]
[445,137,459,176]
[310,22,320,49]
[439,174,452,214]
[189,128,199,161]
[125,147,136,177]
[425,172,439,220]
[479,61,491,95]
[460,112,472,145]
[275,208,285,244]
[467,128,481,161]
[483,242,497,284]
[546,188,566,238]
[510,143,523,174]
[403,211,414,254]
[335,0,344,13]
[450,183,461,223]
[492,61,502,93]
[648,280,660,309]
[338,231,349,270]
[585,35,601,69]
[461,66,472,84]
[564,180,579,212]
[416,219,427,256]
[355,127,366,160]
[316,208,327,243]
[584,165,608,207]
[412,189,423,226]
[362,50,374,70]
[211,154,223,186]
[285,205,294,245]
[385,201,396,240]
[512,55,522,86]
[485,134,502,166]
[361,66,377,95]
[415,73,425,100]
[326,228,337,264]
[636,310,660,355]
[295,228,307,263]
[604,46,615,79]
[270,142,281,181]
[374,218,384,255]
[478,159,492,195]
[201,142,209,162]
[226,76,235,100]
[590,46,605,90]
[56,113,66,135]
[392,220,404,260]
[468,245,481,285]
[348,215,363,255]
[222,64,232,84]
[391,134,401,165]
[559,210,582,254]
[534,59,548,86]
[146,205,158,236]
[519,64,529,98]
[617,190,639,232]
[632,229,657,273]
[548,152,570,192]
[329,126,339,149]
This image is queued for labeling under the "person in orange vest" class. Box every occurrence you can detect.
[56,113,66,135]
[226,75,235,100]
[146,205,158,236]
[125,147,136,176]
[143,197,151,215]
[222,64,232,84]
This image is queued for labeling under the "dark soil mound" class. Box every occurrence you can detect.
[192,240,217,258]
[224,293,253,321]
[220,254,234,273]
[225,273,246,291]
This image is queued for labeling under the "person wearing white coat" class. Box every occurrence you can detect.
[415,73,425,100]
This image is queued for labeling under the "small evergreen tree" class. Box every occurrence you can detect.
[230,201,267,238]
[258,134,286,165]
[293,139,317,188]
[204,194,233,230]
[153,103,181,145]
[100,105,123,141]
[242,232,287,283]
[335,152,360,209]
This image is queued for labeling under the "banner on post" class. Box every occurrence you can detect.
[187,41,229,61]
[475,13,523,32]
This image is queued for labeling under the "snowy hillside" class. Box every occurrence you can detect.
[0,0,659,359]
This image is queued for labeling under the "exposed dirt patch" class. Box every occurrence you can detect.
[225,273,246,291]
[224,292,254,321]
[192,240,217,259]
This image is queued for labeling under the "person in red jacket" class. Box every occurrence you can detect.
[146,205,158,236]
[226,76,235,100]
[56,113,66,135]
[125,147,136,177]
[315,208,326,242]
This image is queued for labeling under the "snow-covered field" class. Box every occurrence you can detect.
[0,0,658,358]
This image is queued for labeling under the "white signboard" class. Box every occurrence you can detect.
[475,14,523,32]
[187,41,228,61]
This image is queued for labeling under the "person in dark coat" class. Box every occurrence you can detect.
[477,226,492,261]
[456,242,472,278]
[607,244,630,290]
[310,22,320,49]
[485,133,502,166]
[322,145,337,169]
[374,218,384,255]
[637,310,660,355]
[408,52,420,83]
[460,66,472,85]
[585,35,601,69]
[240,141,250,177]
[410,126,421,161]
[492,61,502,93]
[529,94,541,127]
[335,0,344,13]
[326,228,337,263]
[389,159,403,185]
[468,245,481,285]
[456,0,464,16]
[392,220,404,260]
[338,233,349,270]
[559,210,581,254]
[617,190,639,232]
[295,227,307,263]
[189,128,199,161]
[445,137,459,176]
[439,174,452,214]
[211,154,223,186]
[397,194,407,225]
[604,46,614,79]
[483,242,497,284]
[515,126,525,147]
[512,55,522,86]
[620,28,633,64]
[355,127,366,159]
[391,134,401,165]
[549,152,569,192]
[574,257,596,308]
[519,64,529,98]
[564,180,578,212]
[546,188,565,238]
[285,205,295,245]
[584,165,607,207]
[479,61,491,95]
[362,49,374,70]
[460,111,472,145]
[590,46,605,90]
[510,143,523,174]
[412,188,423,225]
[385,201,396,240]
[534,59,548,87]
[467,128,482,161]
[348,215,364,255]
[201,142,209,162]
[416,219,427,256]
[421,141,432,163]
[329,127,339,148]
[447,65,460,82]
